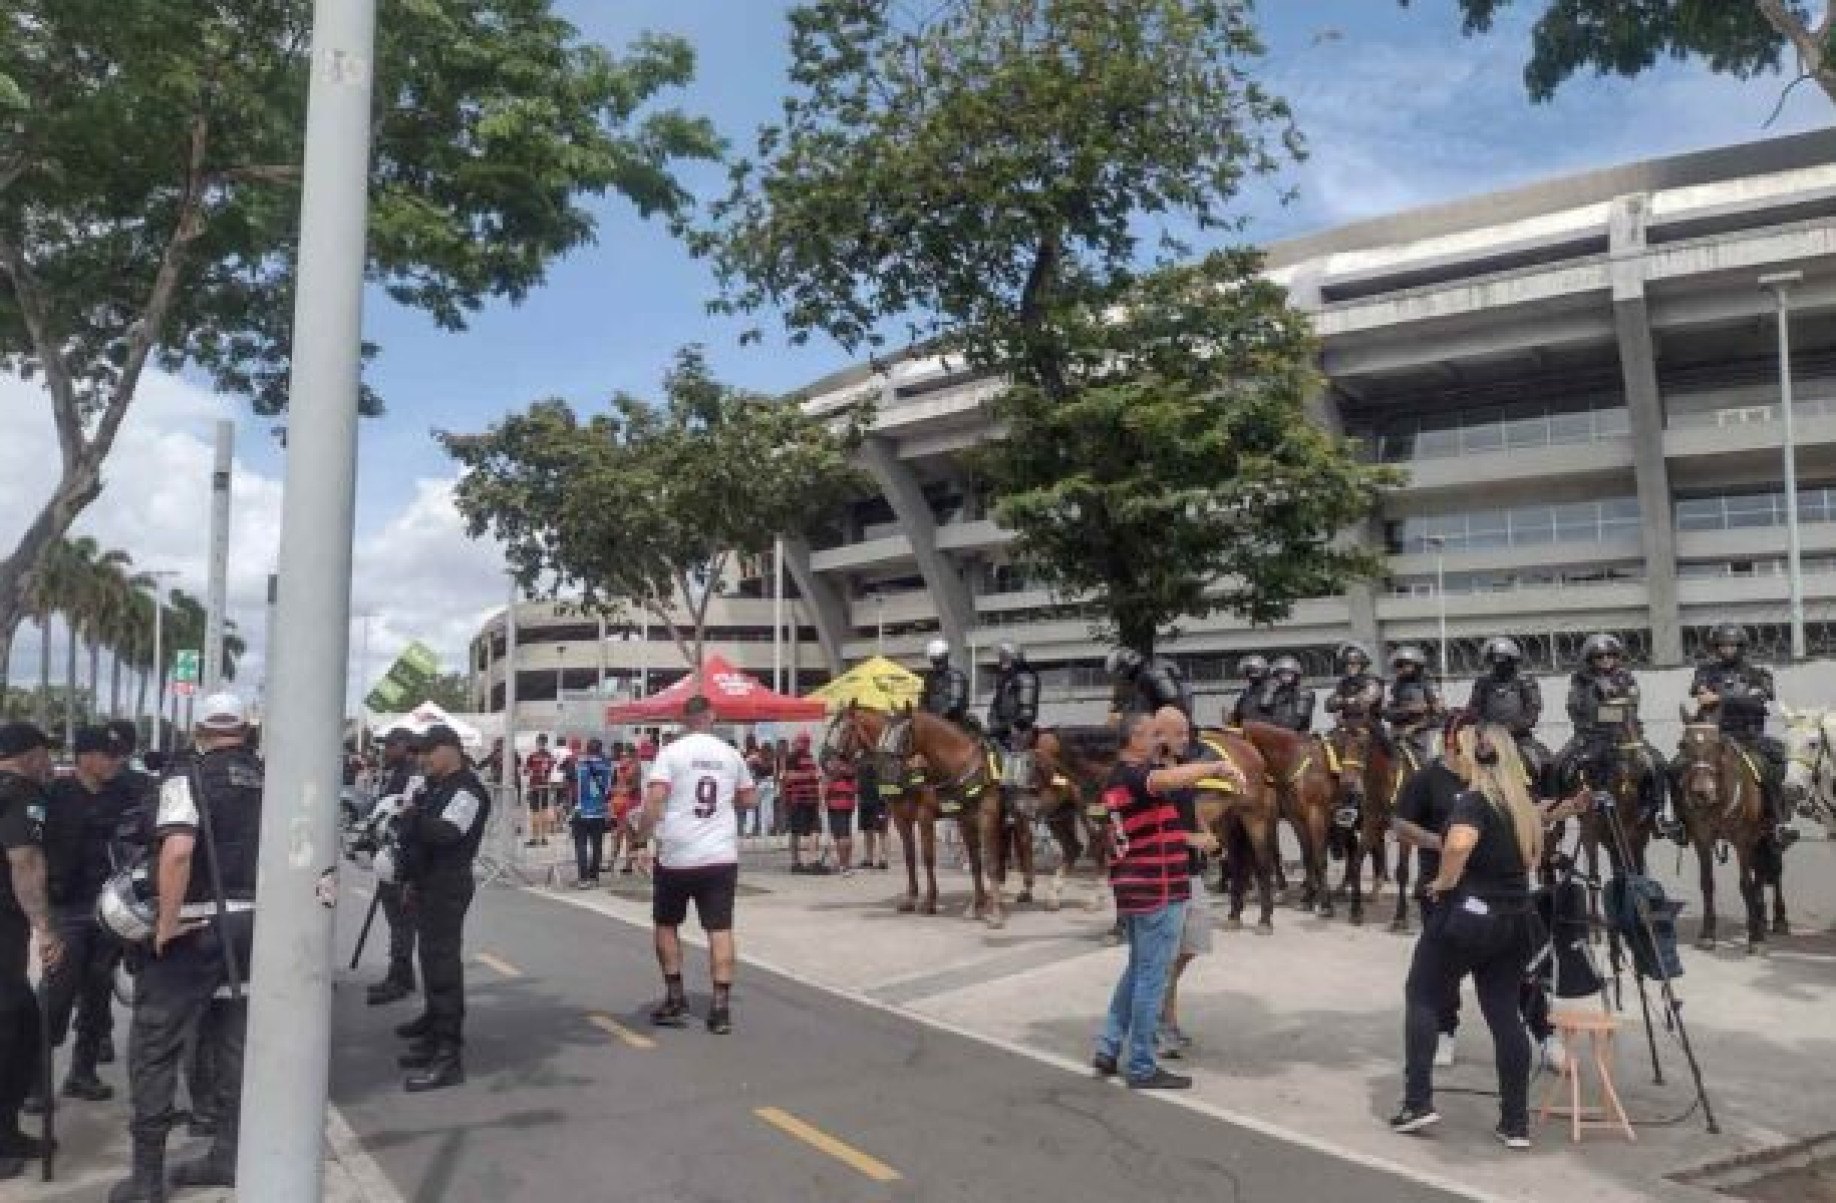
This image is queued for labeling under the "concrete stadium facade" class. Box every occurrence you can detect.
[781,129,1836,708]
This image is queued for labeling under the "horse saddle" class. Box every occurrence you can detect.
[1195,736,1242,794]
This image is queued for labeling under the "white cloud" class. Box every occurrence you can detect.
[0,372,506,710]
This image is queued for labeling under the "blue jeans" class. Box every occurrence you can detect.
[1096,901,1186,1081]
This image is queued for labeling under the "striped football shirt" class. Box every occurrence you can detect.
[1103,760,1192,916]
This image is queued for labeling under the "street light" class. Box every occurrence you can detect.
[1761,270,1807,661]
[1425,535,1449,677]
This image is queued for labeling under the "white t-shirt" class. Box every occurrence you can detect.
[645,733,754,869]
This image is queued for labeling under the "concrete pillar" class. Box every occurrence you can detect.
[1609,194,1684,666]
[858,432,977,655]
[780,536,848,675]
[1302,373,1383,653]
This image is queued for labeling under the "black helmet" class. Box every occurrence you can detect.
[1239,654,1270,680]
[1270,655,1302,679]
[1580,633,1623,666]
[1105,647,1144,678]
[1482,637,1522,666]
[1708,622,1748,662]
[1390,645,1429,672]
[1337,642,1372,670]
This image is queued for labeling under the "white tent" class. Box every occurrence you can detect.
[368,701,489,753]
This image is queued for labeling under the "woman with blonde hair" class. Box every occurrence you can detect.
[1391,717,1548,1149]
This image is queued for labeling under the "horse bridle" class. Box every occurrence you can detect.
[1787,721,1834,817]
[1677,723,1740,817]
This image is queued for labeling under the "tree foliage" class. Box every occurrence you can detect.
[0,0,720,653]
[697,0,1390,653]
[440,347,865,675]
[1407,1,1836,107]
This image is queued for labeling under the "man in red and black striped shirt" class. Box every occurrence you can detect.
[1093,712,1233,1089]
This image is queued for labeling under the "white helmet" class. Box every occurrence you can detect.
[96,863,158,946]
[925,638,950,665]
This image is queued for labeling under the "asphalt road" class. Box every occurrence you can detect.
[329,880,1476,1203]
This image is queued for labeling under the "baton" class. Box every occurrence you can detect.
[36,977,55,1182]
[349,887,383,972]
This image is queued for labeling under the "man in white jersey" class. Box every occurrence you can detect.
[636,695,755,1034]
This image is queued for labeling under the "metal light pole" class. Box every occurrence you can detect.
[1762,271,1807,661]
[771,536,784,692]
[239,1,378,1197]
[1426,535,1449,676]
[203,420,234,694]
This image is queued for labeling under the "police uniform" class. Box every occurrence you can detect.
[1382,670,1443,769]
[1325,670,1384,725]
[1556,666,1665,819]
[920,663,971,727]
[41,731,134,1099]
[1111,655,1194,722]
[1690,656,1791,836]
[0,746,49,1167]
[367,748,421,1004]
[1263,660,1317,734]
[396,731,490,1091]
[1228,661,1277,728]
[1465,669,1552,793]
[119,737,263,1196]
[987,655,1041,751]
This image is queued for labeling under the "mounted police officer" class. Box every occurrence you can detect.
[1264,656,1316,734]
[111,694,262,1201]
[1382,646,1443,768]
[1227,655,1275,728]
[395,725,491,1093]
[1323,643,1383,727]
[1464,637,1552,794]
[1105,647,1194,723]
[987,642,1040,794]
[919,638,971,729]
[1690,622,1796,848]
[366,728,423,1007]
[1555,635,1676,839]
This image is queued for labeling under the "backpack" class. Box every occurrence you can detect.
[1603,874,1685,981]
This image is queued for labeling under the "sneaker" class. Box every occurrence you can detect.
[1127,1068,1193,1090]
[707,1007,732,1035]
[1434,1034,1457,1069]
[1389,1104,1441,1134]
[650,998,690,1028]
[1495,1125,1531,1151]
[1540,1035,1568,1074]
[1092,1052,1118,1078]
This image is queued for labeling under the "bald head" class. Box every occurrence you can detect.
[1153,706,1190,760]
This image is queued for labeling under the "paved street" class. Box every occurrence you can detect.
[330,877,1474,1203]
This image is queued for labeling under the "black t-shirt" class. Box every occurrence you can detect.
[44,775,133,908]
[1447,790,1530,898]
[0,771,47,932]
[1395,763,1464,882]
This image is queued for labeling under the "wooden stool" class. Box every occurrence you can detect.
[1537,1010,1636,1144]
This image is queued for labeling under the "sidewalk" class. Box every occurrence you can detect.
[536,837,1836,1203]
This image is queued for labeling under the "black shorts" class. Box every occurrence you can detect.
[857,800,888,833]
[826,808,854,841]
[789,805,821,837]
[527,787,552,813]
[653,863,740,932]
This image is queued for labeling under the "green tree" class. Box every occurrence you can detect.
[696,0,1390,652]
[403,672,473,713]
[0,0,720,664]
[1406,1,1836,107]
[441,346,864,679]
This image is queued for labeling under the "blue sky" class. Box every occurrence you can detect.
[7,0,1829,695]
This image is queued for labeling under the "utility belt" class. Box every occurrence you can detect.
[179,898,255,921]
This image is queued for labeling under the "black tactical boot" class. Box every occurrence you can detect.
[404,1045,464,1093]
[395,1013,433,1040]
[168,1147,236,1190]
[367,978,413,1006]
[64,1037,115,1101]
[398,1039,439,1070]
[108,1138,167,1203]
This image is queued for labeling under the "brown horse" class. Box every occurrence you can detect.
[1674,711,1777,955]
[1573,724,1659,895]
[1237,721,1340,919]
[1322,722,1404,925]
[1030,727,1123,912]
[1192,728,1279,932]
[823,704,943,915]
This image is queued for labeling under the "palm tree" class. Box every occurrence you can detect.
[77,547,134,724]
[23,538,82,732]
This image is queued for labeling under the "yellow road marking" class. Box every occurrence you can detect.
[474,952,523,979]
[754,1106,901,1183]
[587,1012,656,1050]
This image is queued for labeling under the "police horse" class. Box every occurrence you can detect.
[1674,705,1783,955]
[1780,706,1836,839]
[1320,717,1410,926]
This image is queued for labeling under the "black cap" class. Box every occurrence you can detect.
[73,725,128,758]
[0,721,51,760]
[682,695,712,718]
[107,719,140,753]
[383,727,418,747]
[420,724,463,751]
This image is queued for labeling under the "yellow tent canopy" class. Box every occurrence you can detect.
[808,655,925,713]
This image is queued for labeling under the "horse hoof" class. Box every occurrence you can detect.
[1256,920,1274,936]
[1015,890,1033,905]
[1389,919,1409,935]
[1223,917,1244,932]
[986,914,1007,931]
[1772,919,1792,936]
[1747,942,1767,958]
[1044,898,1061,913]
[921,900,938,916]
[1316,905,1334,920]
[1349,912,1364,927]
[1696,936,1716,952]
[896,897,916,914]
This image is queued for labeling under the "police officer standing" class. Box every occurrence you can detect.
[920,639,971,728]
[1227,656,1275,728]
[1382,646,1444,768]
[1263,656,1316,734]
[0,722,58,1181]
[112,694,263,1201]
[367,728,422,1006]
[395,725,491,1092]
[1463,638,1551,794]
[1690,623,1796,848]
[38,726,133,1104]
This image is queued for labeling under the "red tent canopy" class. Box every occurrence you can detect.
[604,654,828,724]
